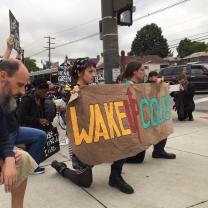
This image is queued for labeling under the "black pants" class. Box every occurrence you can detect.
[178,109,193,121]
[126,139,167,163]
[61,159,125,188]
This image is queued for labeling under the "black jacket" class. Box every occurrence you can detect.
[0,107,15,159]
[172,82,195,118]
[5,111,19,133]
[17,93,56,130]
[17,94,46,129]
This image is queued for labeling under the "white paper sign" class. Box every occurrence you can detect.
[170,84,180,92]
[112,68,121,82]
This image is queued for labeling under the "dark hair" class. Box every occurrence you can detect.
[121,61,142,80]
[32,78,49,90]
[116,74,122,84]
[178,73,187,81]
[148,71,158,80]
[0,59,20,77]
[71,57,96,81]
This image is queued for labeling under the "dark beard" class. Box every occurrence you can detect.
[0,95,17,114]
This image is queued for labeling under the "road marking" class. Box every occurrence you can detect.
[194,97,208,104]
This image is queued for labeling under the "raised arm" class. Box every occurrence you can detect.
[2,36,14,59]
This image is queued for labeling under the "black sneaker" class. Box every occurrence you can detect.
[34,167,45,175]
[109,173,134,194]
[51,160,67,174]
[152,151,176,159]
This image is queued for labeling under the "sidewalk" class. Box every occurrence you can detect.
[1,111,208,208]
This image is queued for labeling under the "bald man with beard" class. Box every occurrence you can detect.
[0,59,37,208]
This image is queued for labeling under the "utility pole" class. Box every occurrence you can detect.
[44,36,55,69]
[101,0,133,83]
[101,0,119,84]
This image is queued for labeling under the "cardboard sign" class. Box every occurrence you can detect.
[9,10,20,51]
[66,83,173,165]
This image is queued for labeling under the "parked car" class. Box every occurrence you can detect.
[159,64,208,91]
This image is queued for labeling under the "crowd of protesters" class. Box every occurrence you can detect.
[0,35,196,207]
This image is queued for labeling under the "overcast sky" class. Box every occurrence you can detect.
[0,0,208,66]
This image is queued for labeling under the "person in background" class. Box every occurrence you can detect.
[115,74,122,84]
[121,62,147,163]
[52,58,134,194]
[0,59,37,208]
[122,66,176,163]
[17,79,56,129]
[122,62,145,84]
[172,73,195,121]
[17,79,57,173]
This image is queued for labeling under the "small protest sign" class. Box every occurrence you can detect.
[9,10,20,51]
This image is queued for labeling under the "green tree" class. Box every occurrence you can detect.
[177,38,208,58]
[130,23,169,58]
[24,57,41,72]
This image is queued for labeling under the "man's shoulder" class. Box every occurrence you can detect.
[21,93,34,102]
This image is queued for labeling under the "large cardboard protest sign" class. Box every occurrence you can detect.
[9,10,20,51]
[66,83,173,165]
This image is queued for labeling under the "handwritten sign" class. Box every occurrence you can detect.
[58,62,71,83]
[44,127,60,160]
[66,83,173,165]
[9,10,20,51]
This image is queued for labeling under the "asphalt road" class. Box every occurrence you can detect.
[194,93,208,113]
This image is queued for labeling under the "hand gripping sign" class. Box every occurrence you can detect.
[66,83,173,165]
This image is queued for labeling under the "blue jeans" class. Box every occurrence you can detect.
[9,127,47,165]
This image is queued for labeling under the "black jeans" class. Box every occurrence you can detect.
[61,159,125,188]
[126,139,167,163]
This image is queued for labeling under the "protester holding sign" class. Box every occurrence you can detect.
[124,70,176,163]
[121,62,148,163]
[147,72,176,159]
[171,73,195,121]
[2,36,14,59]
[52,58,134,194]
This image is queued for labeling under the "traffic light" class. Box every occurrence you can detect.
[113,0,133,26]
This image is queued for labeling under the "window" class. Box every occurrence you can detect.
[161,68,173,76]
[191,66,204,75]
[172,67,183,75]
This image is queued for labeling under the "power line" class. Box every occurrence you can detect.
[169,34,208,47]
[133,0,191,22]
[169,35,208,49]
[55,33,99,49]
[28,0,191,57]
[168,31,208,43]
[54,18,99,35]
[54,0,191,50]
[24,18,99,49]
